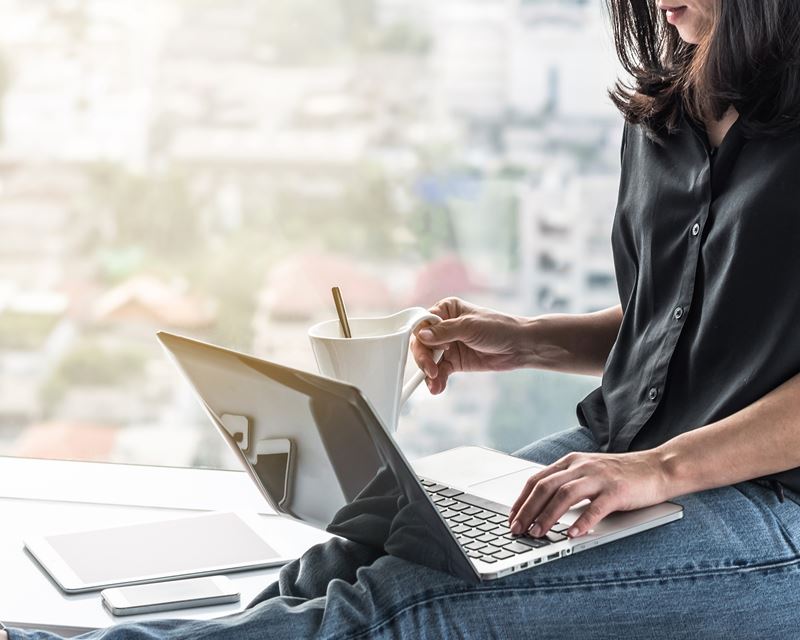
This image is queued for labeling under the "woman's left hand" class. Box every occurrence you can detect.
[508,449,671,538]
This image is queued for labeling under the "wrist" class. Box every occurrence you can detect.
[651,438,695,499]
[516,315,569,370]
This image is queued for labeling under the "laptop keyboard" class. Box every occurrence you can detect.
[419,478,571,565]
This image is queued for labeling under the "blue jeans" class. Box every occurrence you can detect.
[10,426,800,639]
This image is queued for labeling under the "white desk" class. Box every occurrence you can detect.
[0,457,333,636]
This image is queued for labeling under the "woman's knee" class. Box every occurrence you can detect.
[248,537,383,608]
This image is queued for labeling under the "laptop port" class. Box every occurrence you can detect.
[547,552,560,561]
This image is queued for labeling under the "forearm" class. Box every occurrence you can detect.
[654,370,800,498]
[518,305,622,376]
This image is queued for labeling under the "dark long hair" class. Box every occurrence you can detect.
[607,0,800,139]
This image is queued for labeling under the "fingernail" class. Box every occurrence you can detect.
[568,527,579,537]
[531,523,542,537]
[418,329,434,341]
[510,520,521,534]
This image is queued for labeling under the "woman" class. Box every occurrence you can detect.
[6,0,800,637]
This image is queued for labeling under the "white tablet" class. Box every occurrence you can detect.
[25,511,293,593]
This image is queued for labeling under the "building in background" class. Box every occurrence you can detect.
[0,0,623,467]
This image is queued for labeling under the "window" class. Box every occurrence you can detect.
[0,0,620,468]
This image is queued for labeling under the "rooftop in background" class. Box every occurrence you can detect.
[11,421,119,462]
[92,275,217,329]
[406,254,481,309]
[260,253,396,321]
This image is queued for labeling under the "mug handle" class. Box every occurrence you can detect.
[400,313,445,407]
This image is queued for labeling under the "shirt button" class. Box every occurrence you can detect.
[691,223,701,237]
[648,387,659,401]
[673,306,684,320]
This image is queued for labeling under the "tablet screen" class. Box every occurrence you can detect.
[41,512,280,585]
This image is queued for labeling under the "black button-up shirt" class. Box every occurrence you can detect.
[577,106,800,495]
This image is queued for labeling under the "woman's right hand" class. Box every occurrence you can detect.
[410,297,527,395]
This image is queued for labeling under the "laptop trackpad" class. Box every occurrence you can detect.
[467,467,540,506]
[469,467,591,516]
[411,446,537,488]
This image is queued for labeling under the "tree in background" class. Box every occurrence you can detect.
[269,163,403,259]
[86,164,203,260]
[41,341,148,416]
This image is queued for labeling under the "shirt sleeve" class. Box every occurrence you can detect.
[620,120,629,166]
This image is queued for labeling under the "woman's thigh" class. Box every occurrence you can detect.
[321,427,800,638]
[332,480,800,639]
[513,425,600,465]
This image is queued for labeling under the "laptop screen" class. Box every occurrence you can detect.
[159,332,479,583]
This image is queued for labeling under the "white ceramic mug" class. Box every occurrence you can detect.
[308,307,444,432]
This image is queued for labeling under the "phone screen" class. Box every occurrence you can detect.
[254,452,290,506]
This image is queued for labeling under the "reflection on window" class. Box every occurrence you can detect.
[0,0,620,468]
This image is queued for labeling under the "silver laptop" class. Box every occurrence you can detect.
[157,332,683,582]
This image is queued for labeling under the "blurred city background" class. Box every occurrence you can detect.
[0,0,623,469]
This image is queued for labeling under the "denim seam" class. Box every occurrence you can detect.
[732,483,800,555]
[770,514,800,556]
[338,555,800,640]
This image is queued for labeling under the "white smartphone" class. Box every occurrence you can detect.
[101,576,240,616]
